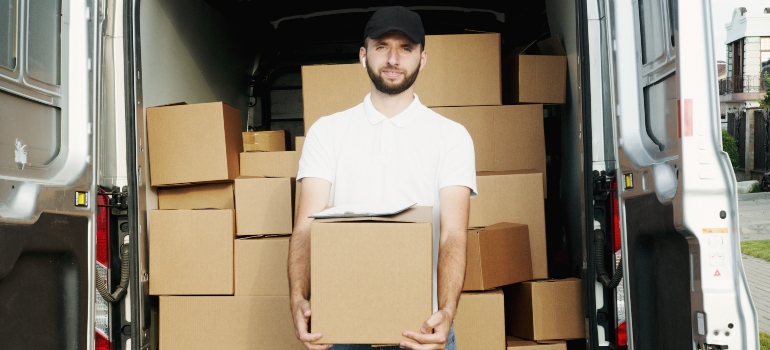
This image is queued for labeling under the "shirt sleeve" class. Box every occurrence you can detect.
[297,119,334,184]
[438,125,478,197]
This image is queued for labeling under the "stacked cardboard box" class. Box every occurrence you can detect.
[299,32,576,348]
[146,102,303,349]
[242,130,286,152]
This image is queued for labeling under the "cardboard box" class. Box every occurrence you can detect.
[149,209,234,295]
[240,151,300,178]
[454,289,506,350]
[507,337,567,350]
[471,170,547,279]
[234,176,294,236]
[503,36,567,105]
[464,223,533,291]
[242,130,286,152]
[146,102,242,186]
[301,33,501,132]
[295,136,305,153]
[414,33,501,107]
[310,206,433,345]
[301,63,370,133]
[432,105,546,186]
[504,278,585,341]
[159,296,304,350]
[235,236,290,296]
[157,182,234,210]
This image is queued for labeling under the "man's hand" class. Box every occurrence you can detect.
[400,309,453,349]
[291,299,332,350]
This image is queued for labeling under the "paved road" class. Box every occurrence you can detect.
[738,191,770,333]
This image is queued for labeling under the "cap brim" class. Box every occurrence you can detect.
[367,26,422,45]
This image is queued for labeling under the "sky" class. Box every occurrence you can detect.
[710,0,768,61]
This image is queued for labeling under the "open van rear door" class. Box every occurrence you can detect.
[0,0,104,348]
[606,0,759,348]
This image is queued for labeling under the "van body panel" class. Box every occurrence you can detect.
[608,0,760,348]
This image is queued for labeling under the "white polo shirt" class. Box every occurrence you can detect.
[297,93,477,311]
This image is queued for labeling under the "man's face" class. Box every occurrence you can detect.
[364,31,424,95]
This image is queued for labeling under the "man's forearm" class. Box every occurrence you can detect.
[288,229,311,305]
[437,228,467,318]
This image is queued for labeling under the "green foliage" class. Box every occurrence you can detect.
[760,71,770,113]
[722,129,740,171]
[740,240,770,263]
[761,331,770,350]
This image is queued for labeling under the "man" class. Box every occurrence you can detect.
[289,6,476,350]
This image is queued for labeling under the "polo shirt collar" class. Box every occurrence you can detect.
[364,93,423,127]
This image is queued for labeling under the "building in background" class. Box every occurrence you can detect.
[719,7,770,181]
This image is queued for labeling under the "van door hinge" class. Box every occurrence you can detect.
[592,170,614,200]
[98,185,128,215]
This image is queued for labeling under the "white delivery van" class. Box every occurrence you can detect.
[0,0,760,349]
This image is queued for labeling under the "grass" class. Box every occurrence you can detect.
[741,240,770,262]
[762,331,770,350]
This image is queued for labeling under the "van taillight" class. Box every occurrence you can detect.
[95,190,112,350]
[609,178,627,348]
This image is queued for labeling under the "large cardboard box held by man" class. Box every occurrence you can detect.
[504,278,585,341]
[453,289,506,350]
[159,296,304,350]
[149,209,234,295]
[507,337,567,350]
[463,223,532,291]
[234,236,290,296]
[301,33,502,132]
[470,171,547,279]
[310,206,433,345]
[146,102,243,186]
[234,176,294,236]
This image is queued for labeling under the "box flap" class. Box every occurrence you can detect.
[312,205,432,224]
[536,36,566,56]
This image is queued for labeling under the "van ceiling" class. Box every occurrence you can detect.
[201,1,551,59]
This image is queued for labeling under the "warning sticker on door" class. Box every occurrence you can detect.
[702,228,728,234]
[714,269,721,277]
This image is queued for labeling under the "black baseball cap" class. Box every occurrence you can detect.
[363,6,425,47]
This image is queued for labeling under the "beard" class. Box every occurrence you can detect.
[366,60,420,95]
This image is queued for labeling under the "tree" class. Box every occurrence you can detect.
[759,71,770,114]
[722,129,740,172]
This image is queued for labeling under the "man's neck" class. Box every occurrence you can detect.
[369,87,415,118]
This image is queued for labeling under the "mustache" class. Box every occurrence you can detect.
[378,65,406,73]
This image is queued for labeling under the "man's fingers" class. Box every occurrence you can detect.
[300,300,312,318]
[420,311,445,333]
[403,331,445,345]
[303,341,333,350]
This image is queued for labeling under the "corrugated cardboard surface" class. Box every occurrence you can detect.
[433,105,546,193]
[295,136,305,152]
[234,236,290,296]
[310,209,433,344]
[242,130,286,151]
[240,151,300,178]
[149,209,234,295]
[454,289,506,350]
[504,278,585,341]
[301,33,502,132]
[159,296,304,350]
[470,171,547,279]
[506,336,567,349]
[301,63,370,133]
[234,176,294,236]
[503,36,567,105]
[463,223,533,291]
[415,33,501,107]
[146,102,243,186]
[157,182,234,209]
